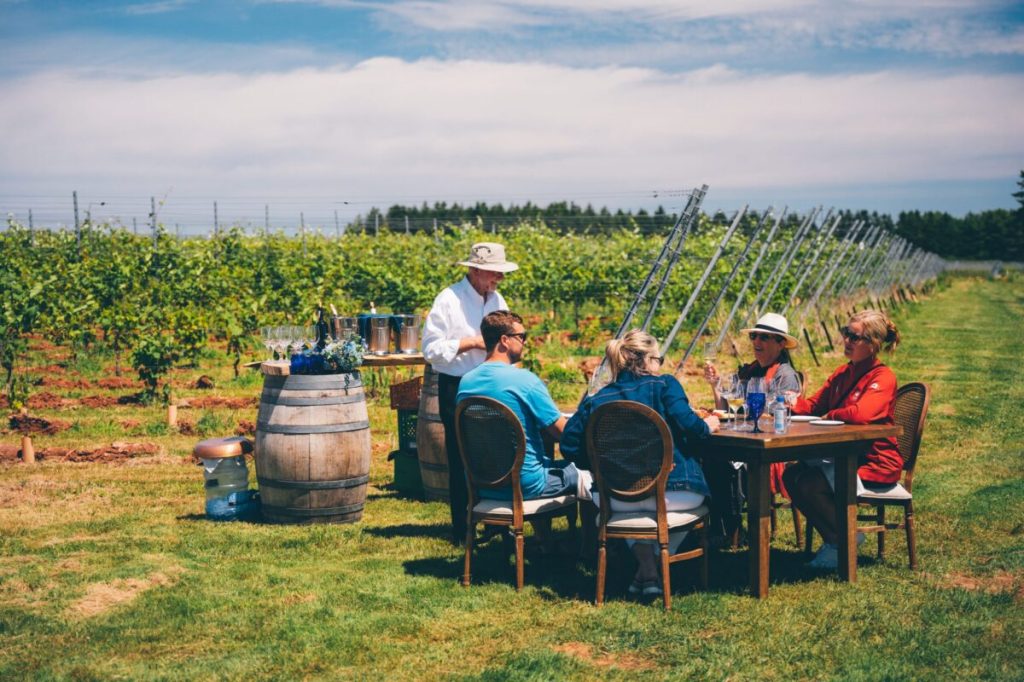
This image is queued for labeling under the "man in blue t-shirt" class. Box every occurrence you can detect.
[456,310,584,502]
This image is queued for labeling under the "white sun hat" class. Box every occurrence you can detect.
[457,242,519,273]
[740,312,799,349]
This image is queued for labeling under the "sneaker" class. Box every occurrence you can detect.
[628,579,663,596]
[807,543,839,569]
[642,580,664,597]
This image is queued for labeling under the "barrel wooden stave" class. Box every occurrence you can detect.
[256,373,371,524]
[415,365,450,502]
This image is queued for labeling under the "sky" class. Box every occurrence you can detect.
[1,0,1022,231]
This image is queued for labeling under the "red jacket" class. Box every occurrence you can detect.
[794,357,902,484]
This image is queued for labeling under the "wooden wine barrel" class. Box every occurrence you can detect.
[415,364,449,502]
[255,372,371,524]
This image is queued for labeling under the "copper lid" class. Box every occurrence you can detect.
[193,436,253,459]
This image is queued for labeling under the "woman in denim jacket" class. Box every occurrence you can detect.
[560,330,720,596]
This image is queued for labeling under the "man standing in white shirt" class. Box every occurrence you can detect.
[421,242,518,545]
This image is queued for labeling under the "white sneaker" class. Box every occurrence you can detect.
[807,543,839,569]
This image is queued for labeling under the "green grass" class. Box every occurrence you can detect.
[1,275,1023,680]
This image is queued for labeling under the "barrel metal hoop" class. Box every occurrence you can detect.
[260,393,365,406]
[257,474,369,490]
[261,502,365,517]
[419,461,449,473]
[256,420,370,434]
[263,374,363,390]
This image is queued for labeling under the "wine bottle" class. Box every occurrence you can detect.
[315,304,329,351]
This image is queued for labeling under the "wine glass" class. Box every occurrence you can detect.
[718,373,744,431]
[260,327,275,360]
[273,326,290,360]
[746,377,767,433]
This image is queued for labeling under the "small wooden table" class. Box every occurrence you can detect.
[696,421,901,598]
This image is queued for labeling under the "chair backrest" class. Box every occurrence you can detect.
[454,396,525,492]
[892,382,930,486]
[584,400,673,502]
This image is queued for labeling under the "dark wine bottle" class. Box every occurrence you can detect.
[315,304,329,351]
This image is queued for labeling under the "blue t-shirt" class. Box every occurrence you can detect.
[457,361,562,499]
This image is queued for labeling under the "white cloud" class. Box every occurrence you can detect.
[1,58,1021,219]
[123,0,193,16]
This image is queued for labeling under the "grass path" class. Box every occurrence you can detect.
[1,274,1022,680]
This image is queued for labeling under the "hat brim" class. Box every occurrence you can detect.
[739,327,799,349]
[458,261,519,273]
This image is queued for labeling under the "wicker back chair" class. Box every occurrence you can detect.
[856,381,930,568]
[455,396,578,591]
[585,400,709,609]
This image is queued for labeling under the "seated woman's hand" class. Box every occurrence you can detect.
[783,390,799,407]
[703,415,721,433]
[703,362,719,386]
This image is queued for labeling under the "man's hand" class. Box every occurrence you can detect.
[457,335,486,353]
[703,415,721,433]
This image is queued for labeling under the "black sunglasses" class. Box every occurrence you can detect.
[506,332,528,342]
[748,332,782,342]
[840,326,870,343]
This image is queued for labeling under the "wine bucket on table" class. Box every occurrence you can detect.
[415,364,450,502]
[255,371,371,524]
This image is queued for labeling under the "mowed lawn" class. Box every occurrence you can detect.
[1,274,1022,680]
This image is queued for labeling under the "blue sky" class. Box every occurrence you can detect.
[1,0,1022,230]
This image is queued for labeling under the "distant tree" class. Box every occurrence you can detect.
[1014,169,1024,210]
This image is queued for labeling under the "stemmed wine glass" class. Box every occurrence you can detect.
[718,373,744,431]
[260,327,275,360]
[746,377,767,433]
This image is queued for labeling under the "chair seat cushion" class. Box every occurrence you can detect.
[858,483,912,501]
[473,494,576,517]
[604,504,709,531]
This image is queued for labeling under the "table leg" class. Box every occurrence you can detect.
[834,449,858,582]
[747,461,771,598]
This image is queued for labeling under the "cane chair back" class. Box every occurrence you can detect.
[455,396,577,591]
[587,401,672,502]
[892,382,930,492]
[585,400,708,609]
[458,397,524,492]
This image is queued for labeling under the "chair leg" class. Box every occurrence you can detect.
[792,507,803,550]
[804,520,815,557]
[514,527,525,591]
[699,524,709,590]
[660,544,671,610]
[905,501,917,570]
[876,505,886,562]
[462,522,475,587]
[596,540,607,606]
[770,500,778,540]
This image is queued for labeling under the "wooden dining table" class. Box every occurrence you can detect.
[695,420,901,598]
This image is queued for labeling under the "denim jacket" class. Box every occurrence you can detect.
[559,371,711,497]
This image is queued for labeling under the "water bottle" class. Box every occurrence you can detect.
[202,455,256,521]
[772,395,790,434]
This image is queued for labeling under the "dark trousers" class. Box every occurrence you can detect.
[438,372,468,543]
[702,457,746,539]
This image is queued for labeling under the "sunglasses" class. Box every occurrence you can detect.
[748,333,782,343]
[840,326,870,344]
[506,332,528,342]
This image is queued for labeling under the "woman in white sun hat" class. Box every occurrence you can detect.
[702,312,802,544]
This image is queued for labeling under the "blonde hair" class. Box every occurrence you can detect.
[849,310,900,354]
[605,329,660,381]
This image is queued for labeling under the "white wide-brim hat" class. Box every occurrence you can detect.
[457,241,519,273]
[740,312,799,349]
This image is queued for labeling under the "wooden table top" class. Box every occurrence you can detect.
[707,421,900,450]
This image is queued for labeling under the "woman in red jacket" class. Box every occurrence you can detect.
[782,309,901,569]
